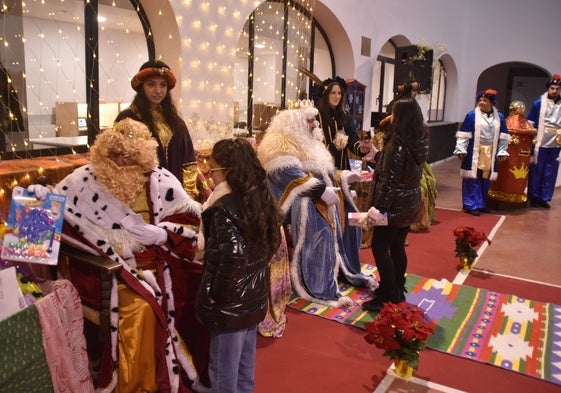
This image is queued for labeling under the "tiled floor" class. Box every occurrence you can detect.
[430,157,561,286]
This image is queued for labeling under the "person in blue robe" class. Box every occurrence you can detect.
[453,89,510,215]
[258,105,375,307]
[526,74,561,208]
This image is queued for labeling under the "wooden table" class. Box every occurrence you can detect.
[28,136,89,149]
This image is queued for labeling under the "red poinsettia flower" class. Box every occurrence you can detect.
[363,301,434,370]
[453,226,491,269]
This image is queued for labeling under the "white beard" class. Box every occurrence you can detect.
[312,126,325,142]
[94,160,147,208]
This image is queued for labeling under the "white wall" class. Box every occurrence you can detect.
[323,0,560,122]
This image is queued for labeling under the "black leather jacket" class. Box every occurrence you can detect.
[372,137,429,227]
[196,193,270,331]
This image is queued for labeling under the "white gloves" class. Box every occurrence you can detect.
[321,186,340,205]
[333,131,348,151]
[121,214,168,246]
[27,184,50,200]
[127,224,168,246]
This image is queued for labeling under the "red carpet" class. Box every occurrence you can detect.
[254,207,561,393]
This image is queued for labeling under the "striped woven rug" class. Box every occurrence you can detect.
[288,268,561,386]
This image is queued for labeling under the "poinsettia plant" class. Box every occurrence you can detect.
[453,226,491,269]
[363,301,434,370]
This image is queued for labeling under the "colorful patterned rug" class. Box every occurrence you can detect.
[288,268,561,386]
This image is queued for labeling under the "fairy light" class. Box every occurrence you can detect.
[2,1,315,155]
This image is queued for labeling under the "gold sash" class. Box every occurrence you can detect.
[544,126,561,145]
[477,145,492,179]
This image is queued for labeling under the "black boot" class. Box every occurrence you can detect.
[361,297,387,312]
[362,287,402,312]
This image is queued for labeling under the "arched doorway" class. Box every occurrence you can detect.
[477,62,549,116]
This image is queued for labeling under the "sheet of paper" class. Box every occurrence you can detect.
[0,266,26,321]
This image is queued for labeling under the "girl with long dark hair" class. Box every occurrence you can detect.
[196,138,282,392]
[362,98,429,311]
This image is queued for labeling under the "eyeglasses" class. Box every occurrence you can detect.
[209,167,229,173]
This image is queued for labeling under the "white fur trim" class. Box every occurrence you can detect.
[533,92,549,162]
[335,296,354,307]
[198,181,232,251]
[456,131,472,138]
[339,170,358,212]
[289,197,346,307]
[55,165,202,391]
[150,169,202,220]
[203,181,231,209]
[278,177,321,216]
[261,155,302,173]
[301,160,335,185]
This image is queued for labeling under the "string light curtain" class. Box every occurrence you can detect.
[0,0,147,159]
[0,0,147,228]
[234,0,315,133]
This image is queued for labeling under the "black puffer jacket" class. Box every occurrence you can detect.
[372,137,429,227]
[196,193,270,331]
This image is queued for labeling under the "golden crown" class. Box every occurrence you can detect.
[287,99,315,110]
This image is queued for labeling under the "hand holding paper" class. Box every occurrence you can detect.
[348,208,388,230]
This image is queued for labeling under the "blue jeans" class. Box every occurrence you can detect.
[209,325,257,393]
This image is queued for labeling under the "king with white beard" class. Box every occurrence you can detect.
[258,106,375,307]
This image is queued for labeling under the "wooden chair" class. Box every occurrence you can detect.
[58,242,122,361]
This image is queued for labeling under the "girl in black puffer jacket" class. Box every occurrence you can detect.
[362,98,429,312]
[196,138,282,393]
